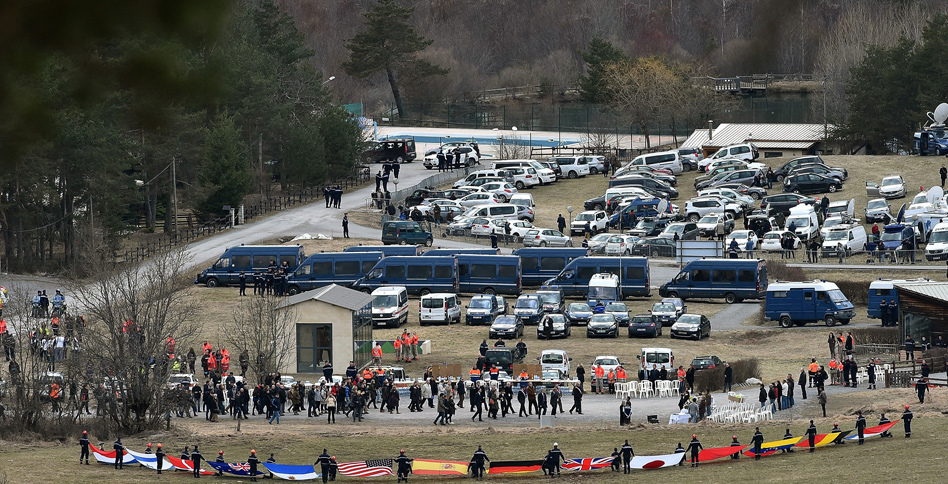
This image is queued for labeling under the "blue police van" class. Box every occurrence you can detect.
[195,245,305,287]
[344,245,422,256]
[456,254,522,295]
[543,256,650,298]
[351,256,458,295]
[765,281,856,327]
[866,279,927,319]
[423,248,500,256]
[285,252,384,295]
[659,258,767,303]
[512,248,588,286]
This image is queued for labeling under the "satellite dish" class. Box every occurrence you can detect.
[896,204,906,224]
[927,186,944,205]
[511,126,518,131]
[934,103,948,125]
[657,200,669,214]
[847,198,855,218]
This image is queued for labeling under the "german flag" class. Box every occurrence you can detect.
[487,460,544,474]
[412,459,469,476]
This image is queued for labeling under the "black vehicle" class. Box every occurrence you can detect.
[537,313,571,339]
[676,148,702,171]
[362,138,417,163]
[564,302,593,326]
[628,313,661,338]
[586,313,618,338]
[670,313,712,340]
[717,183,767,200]
[489,316,524,339]
[691,355,725,370]
[787,164,846,182]
[584,195,608,211]
[783,173,843,195]
[626,218,672,238]
[404,189,447,207]
[483,347,522,374]
[539,161,562,178]
[630,237,677,257]
[773,156,848,182]
[607,176,679,199]
[759,193,817,216]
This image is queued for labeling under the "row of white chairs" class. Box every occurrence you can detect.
[614,380,682,400]
[707,402,775,424]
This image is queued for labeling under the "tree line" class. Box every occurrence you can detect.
[0,0,365,272]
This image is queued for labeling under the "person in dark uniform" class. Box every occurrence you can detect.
[729,435,741,460]
[214,451,226,476]
[182,446,191,464]
[674,442,685,466]
[325,187,332,207]
[855,411,867,445]
[248,450,260,482]
[395,449,412,483]
[113,437,124,469]
[316,449,332,484]
[470,446,489,480]
[798,368,808,399]
[610,448,621,472]
[867,359,877,389]
[155,444,166,474]
[79,430,90,465]
[879,414,893,438]
[569,383,583,414]
[916,378,929,403]
[903,405,913,437]
[329,457,338,481]
[751,428,764,460]
[342,214,350,238]
[805,420,817,453]
[546,443,565,477]
[191,445,203,477]
[686,434,703,467]
[620,440,634,474]
[849,357,858,388]
[238,271,247,296]
[888,299,898,327]
[879,299,888,326]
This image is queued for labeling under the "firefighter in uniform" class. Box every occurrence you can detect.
[247,450,260,482]
[751,428,764,460]
[729,435,741,460]
[470,446,489,480]
[685,434,703,467]
[805,420,817,452]
[856,411,867,445]
[78,430,90,465]
[903,405,913,438]
[395,450,412,482]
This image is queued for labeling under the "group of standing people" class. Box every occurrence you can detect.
[324,186,344,209]
[236,260,293,297]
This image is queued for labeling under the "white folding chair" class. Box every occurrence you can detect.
[615,382,630,400]
[639,381,654,398]
[627,381,638,399]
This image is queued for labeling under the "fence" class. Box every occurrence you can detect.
[117,172,371,265]
[364,167,475,209]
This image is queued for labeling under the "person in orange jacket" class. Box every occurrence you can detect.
[410,332,419,360]
[372,343,383,365]
[208,352,218,372]
[393,338,402,362]
[594,364,606,394]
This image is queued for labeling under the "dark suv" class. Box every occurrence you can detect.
[362,138,417,163]
[773,156,848,182]
[691,355,725,370]
[404,189,446,207]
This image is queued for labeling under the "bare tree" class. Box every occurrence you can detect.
[496,134,532,160]
[225,295,297,385]
[603,58,680,149]
[69,248,198,433]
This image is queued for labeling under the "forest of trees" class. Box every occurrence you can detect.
[0,0,365,272]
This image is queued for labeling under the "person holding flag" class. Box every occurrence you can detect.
[806,421,818,452]
[78,431,90,465]
[685,434,703,467]
[545,443,565,477]
[903,405,913,438]
[317,449,332,484]
[191,445,204,478]
[620,440,634,474]
[751,428,764,460]
[856,411,867,445]
[470,446,489,480]
[155,444,166,475]
[247,450,260,482]
[395,450,413,483]
[729,435,741,460]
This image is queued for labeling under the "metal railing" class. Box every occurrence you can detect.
[364,167,474,209]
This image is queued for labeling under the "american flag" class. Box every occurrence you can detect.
[562,457,614,471]
[338,459,394,477]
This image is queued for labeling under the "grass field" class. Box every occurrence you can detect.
[1,386,945,483]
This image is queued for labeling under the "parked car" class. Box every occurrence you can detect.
[760,230,800,252]
[626,218,672,237]
[445,216,477,236]
[866,175,907,199]
[522,229,573,247]
[537,349,572,378]
[466,294,507,325]
[422,144,479,168]
[677,148,703,170]
[783,173,842,194]
[717,182,767,200]
[535,288,565,314]
[489,315,524,339]
[604,235,640,256]
[685,197,740,221]
[603,302,630,326]
[586,313,618,338]
[704,169,763,190]
[470,218,509,237]
[788,164,847,182]
[660,298,686,317]
[549,156,591,179]
[513,295,543,325]
[570,210,610,235]
[459,192,503,207]
[363,137,417,163]
[628,313,662,338]
[537,313,571,339]
[630,237,677,257]
[670,313,712,340]
[564,302,593,326]
[591,355,624,374]
[691,355,726,370]
[759,193,817,215]
[477,182,518,202]
[706,143,759,165]
[404,189,447,207]
[381,220,433,246]
[650,302,680,326]
[586,233,614,254]
[864,198,893,223]
[503,220,538,241]
[773,156,848,181]
[696,213,735,237]
[658,222,700,240]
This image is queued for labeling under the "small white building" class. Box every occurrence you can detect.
[276,284,374,374]
[681,123,830,159]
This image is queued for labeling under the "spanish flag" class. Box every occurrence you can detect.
[412,459,469,476]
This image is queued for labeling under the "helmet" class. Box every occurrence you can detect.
[692,434,697,439]
[82,431,88,435]
[251,450,256,454]
[158,444,162,449]
[219,451,224,455]
[905,404,910,409]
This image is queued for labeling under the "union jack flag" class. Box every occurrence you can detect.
[229,463,251,472]
[562,457,614,471]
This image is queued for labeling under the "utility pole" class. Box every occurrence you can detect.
[171,156,178,235]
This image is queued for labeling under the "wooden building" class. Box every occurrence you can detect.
[894,282,948,343]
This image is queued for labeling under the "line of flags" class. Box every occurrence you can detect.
[84,421,900,480]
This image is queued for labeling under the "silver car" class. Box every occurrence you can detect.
[522,229,573,247]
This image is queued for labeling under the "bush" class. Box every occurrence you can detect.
[851,327,900,345]
[835,280,869,305]
[766,260,805,282]
[693,358,760,393]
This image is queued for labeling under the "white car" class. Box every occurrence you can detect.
[684,197,740,221]
[423,144,480,168]
[505,220,537,240]
[697,187,754,208]
[539,349,571,378]
[878,175,906,199]
[760,230,800,252]
[459,192,502,207]
[570,210,609,235]
[470,218,509,237]
[591,355,623,375]
[478,182,518,202]
[523,229,573,247]
[604,235,640,256]
[728,230,759,250]
[696,213,733,237]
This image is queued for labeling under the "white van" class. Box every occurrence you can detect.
[785,204,820,241]
[464,203,520,220]
[453,169,513,188]
[510,193,535,210]
[419,293,462,325]
[492,160,556,185]
[628,150,683,175]
[640,347,675,373]
[604,187,654,206]
[707,143,759,163]
[821,224,868,255]
[538,349,572,378]
[549,156,591,179]
[371,286,409,328]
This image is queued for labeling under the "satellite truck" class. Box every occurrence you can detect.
[913,102,948,156]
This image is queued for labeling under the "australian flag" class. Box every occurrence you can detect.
[206,461,263,476]
[562,457,613,471]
